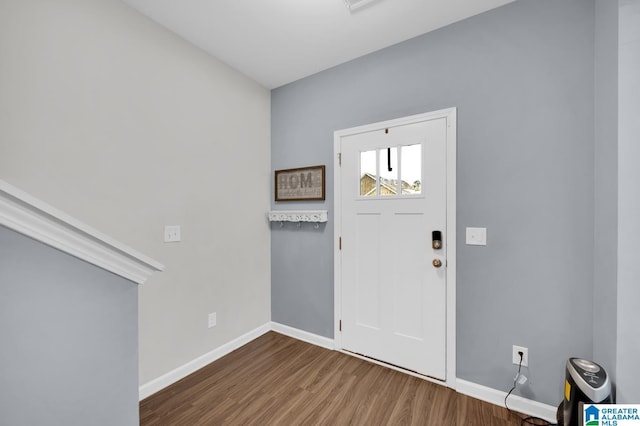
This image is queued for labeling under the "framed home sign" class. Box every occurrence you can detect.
[275,165,325,201]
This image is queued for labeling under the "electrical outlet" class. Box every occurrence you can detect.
[512,345,528,367]
[208,312,217,328]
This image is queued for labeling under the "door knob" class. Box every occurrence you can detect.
[432,259,442,268]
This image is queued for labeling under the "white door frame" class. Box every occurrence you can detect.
[333,107,457,389]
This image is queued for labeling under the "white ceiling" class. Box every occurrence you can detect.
[120,0,515,89]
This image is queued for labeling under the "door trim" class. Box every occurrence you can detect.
[333,108,457,389]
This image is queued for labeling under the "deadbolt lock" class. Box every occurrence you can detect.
[433,259,442,268]
[432,230,442,250]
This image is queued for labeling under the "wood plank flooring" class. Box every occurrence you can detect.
[140,332,530,425]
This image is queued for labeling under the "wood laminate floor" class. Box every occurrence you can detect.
[140,332,539,425]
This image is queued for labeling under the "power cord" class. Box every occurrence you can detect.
[505,351,557,426]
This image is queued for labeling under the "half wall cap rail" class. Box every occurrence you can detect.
[0,179,164,284]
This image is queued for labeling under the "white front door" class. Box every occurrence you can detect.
[336,110,454,380]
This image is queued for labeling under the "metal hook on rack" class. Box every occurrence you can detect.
[314,222,319,229]
[279,221,284,228]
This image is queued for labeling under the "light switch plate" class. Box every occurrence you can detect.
[164,225,181,242]
[208,312,217,328]
[466,227,487,245]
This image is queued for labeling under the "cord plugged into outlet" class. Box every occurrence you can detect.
[512,345,529,367]
[505,346,553,425]
[513,351,528,385]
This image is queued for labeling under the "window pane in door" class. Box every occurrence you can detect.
[379,147,398,196]
[360,150,377,196]
[401,144,422,194]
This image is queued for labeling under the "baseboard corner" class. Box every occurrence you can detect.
[270,321,335,350]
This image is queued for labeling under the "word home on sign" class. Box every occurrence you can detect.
[275,166,325,201]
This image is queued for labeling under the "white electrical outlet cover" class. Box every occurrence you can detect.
[512,345,529,367]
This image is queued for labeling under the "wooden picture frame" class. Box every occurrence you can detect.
[275,165,326,201]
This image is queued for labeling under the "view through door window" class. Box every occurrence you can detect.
[359,144,422,197]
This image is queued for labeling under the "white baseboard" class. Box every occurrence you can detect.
[456,379,558,423]
[270,321,335,350]
[139,323,271,400]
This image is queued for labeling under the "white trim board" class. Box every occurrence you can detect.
[456,379,557,423]
[0,179,164,284]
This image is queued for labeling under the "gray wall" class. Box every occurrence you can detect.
[272,0,596,405]
[593,0,619,383]
[616,0,640,403]
[0,226,139,426]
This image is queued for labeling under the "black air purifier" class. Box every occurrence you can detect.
[558,358,612,426]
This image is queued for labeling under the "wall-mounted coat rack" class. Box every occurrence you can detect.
[268,210,328,228]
